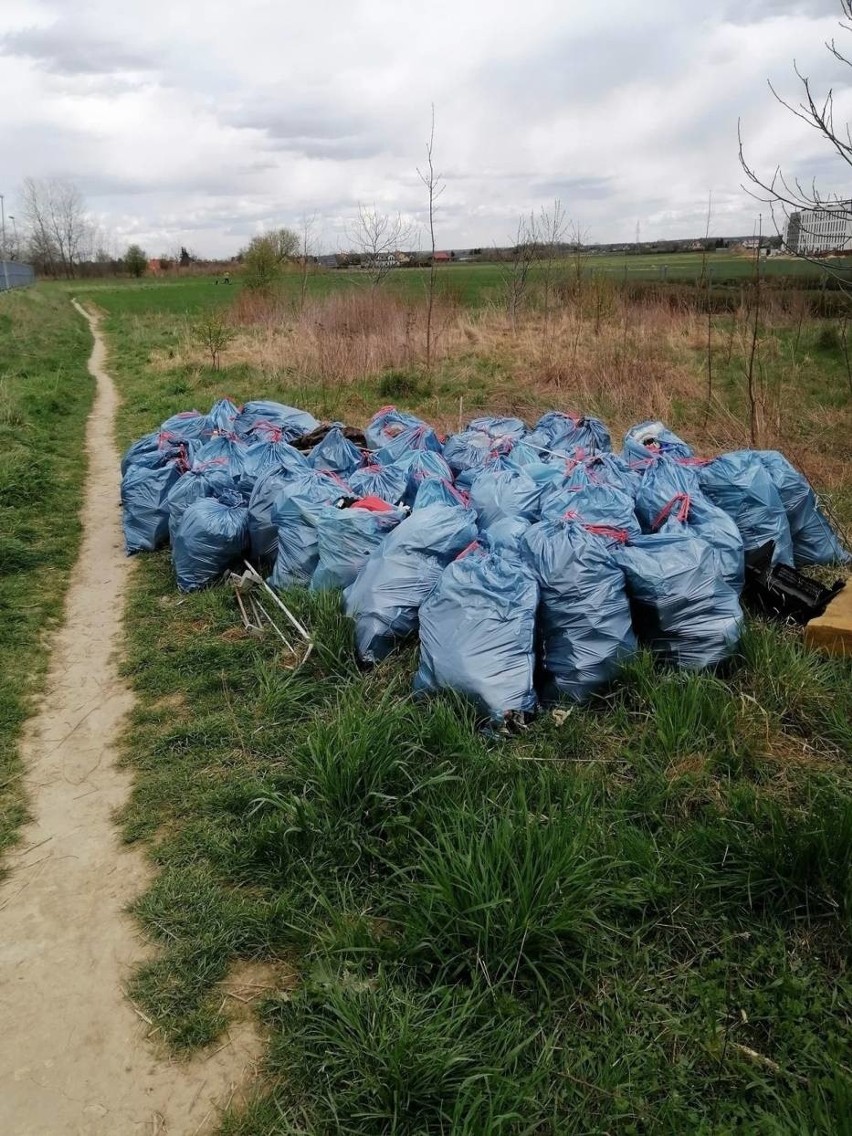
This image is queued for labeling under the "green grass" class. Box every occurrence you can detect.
[92,272,852,1133]
[0,288,95,869]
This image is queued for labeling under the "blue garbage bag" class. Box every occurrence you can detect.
[121,431,190,476]
[207,398,241,434]
[344,504,478,663]
[442,429,497,476]
[160,410,212,441]
[757,451,850,567]
[122,461,183,554]
[239,436,308,494]
[172,490,248,592]
[522,517,636,702]
[698,451,795,566]
[167,464,237,543]
[501,440,544,470]
[247,468,298,565]
[414,548,538,723]
[375,423,443,466]
[401,450,454,504]
[634,458,745,592]
[234,400,319,441]
[309,424,364,477]
[623,421,694,463]
[528,411,611,457]
[616,528,744,670]
[468,467,541,529]
[481,516,531,564]
[270,471,351,588]
[541,482,642,540]
[311,505,406,591]
[348,462,409,505]
[194,435,249,483]
[467,416,528,443]
[574,453,640,498]
[366,406,427,451]
[412,478,469,510]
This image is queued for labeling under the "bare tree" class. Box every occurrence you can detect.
[501,213,539,331]
[346,205,413,286]
[20,177,92,278]
[739,1,852,286]
[537,198,568,331]
[417,105,445,371]
[299,213,318,313]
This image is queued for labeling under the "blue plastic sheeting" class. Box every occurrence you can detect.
[167,464,236,543]
[468,416,528,443]
[194,436,249,483]
[122,461,182,554]
[522,518,636,703]
[415,549,538,722]
[365,407,426,451]
[240,438,308,494]
[121,431,190,476]
[616,528,744,670]
[269,471,351,588]
[348,462,409,504]
[468,468,541,529]
[311,506,406,591]
[172,490,248,592]
[208,398,241,434]
[541,482,642,540]
[309,424,364,477]
[413,478,469,510]
[698,451,795,566]
[344,504,478,663]
[234,400,319,441]
[633,458,745,593]
[160,410,212,441]
[757,450,850,567]
[375,423,443,466]
[528,411,611,457]
[623,421,694,463]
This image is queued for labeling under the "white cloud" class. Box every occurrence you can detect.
[1,0,851,255]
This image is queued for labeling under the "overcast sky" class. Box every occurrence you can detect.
[2,0,852,257]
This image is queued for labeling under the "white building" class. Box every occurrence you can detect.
[784,207,852,255]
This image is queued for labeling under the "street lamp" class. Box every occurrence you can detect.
[8,215,17,260]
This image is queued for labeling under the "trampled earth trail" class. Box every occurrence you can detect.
[0,302,261,1135]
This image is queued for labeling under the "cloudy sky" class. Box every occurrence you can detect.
[2,0,852,257]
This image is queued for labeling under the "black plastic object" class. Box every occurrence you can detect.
[743,542,844,623]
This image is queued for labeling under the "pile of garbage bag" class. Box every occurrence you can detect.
[121,401,850,724]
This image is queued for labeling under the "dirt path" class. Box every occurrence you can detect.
[0,303,261,1136]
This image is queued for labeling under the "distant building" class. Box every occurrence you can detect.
[784,207,852,255]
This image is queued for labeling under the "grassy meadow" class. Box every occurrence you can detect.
[69,261,852,1134]
[0,289,94,870]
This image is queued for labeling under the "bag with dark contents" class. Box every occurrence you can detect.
[412,478,469,510]
[623,420,694,462]
[311,505,406,591]
[234,400,319,441]
[172,489,248,592]
[698,451,795,566]
[207,398,241,434]
[167,463,237,543]
[757,450,850,567]
[414,547,538,723]
[365,406,427,451]
[122,461,182,554]
[528,411,611,457]
[270,471,351,588]
[348,462,409,505]
[634,457,745,593]
[344,504,478,663]
[468,467,541,529]
[309,423,364,477]
[616,527,744,670]
[522,517,636,702]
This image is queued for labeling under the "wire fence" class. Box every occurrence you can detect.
[0,262,35,291]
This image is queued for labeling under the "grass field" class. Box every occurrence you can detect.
[72,269,852,1133]
[0,290,95,871]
